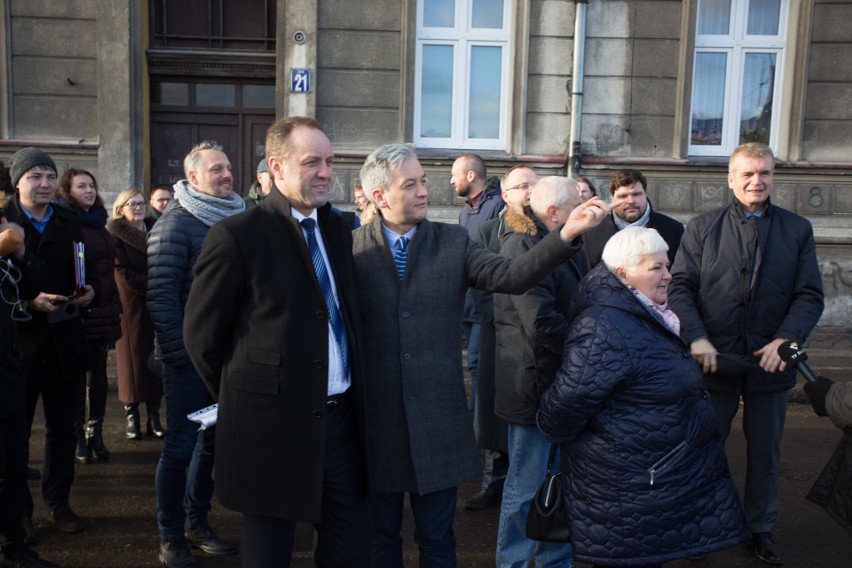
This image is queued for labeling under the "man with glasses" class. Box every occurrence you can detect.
[464,165,538,511]
[149,186,173,218]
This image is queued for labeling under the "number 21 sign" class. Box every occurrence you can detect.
[291,68,311,93]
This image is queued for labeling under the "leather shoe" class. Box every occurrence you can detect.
[750,532,783,565]
[21,517,37,545]
[184,526,236,555]
[158,540,199,568]
[48,505,83,533]
[0,548,60,568]
[465,481,503,510]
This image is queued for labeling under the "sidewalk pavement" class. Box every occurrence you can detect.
[20,350,852,567]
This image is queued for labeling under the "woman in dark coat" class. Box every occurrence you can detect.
[56,169,122,463]
[106,189,163,439]
[537,227,749,567]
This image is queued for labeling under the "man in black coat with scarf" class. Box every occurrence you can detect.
[583,169,683,268]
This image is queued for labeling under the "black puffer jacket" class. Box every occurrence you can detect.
[538,264,749,566]
[146,199,209,368]
[669,198,824,395]
[494,205,586,426]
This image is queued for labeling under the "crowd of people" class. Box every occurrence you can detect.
[0,119,842,568]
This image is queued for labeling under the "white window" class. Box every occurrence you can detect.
[689,0,788,156]
[414,0,511,150]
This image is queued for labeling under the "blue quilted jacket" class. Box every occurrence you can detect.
[537,264,749,566]
[146,199,209,368]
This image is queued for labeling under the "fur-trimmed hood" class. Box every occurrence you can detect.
[107,217,156,252]
[502,203,545,238]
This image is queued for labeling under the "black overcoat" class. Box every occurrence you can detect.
[184,188,368,522]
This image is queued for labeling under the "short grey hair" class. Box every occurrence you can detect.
[183,140,224,179]
[601,226,669,271]
[529,176,577,218]
[360,143,418,203]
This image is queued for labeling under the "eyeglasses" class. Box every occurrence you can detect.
[125,202,146,209]
[505,182,534,192]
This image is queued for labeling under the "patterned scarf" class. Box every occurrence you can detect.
[629,286,681,336]
[173,179,245,227]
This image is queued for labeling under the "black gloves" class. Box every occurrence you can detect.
[803,376,834,417]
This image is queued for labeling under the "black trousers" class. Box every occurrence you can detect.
[240,395,371,567]
[24,374,85,515]
[0,410,28,557]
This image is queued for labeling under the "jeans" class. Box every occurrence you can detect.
[496,424,572,568]
[155,363,216,542]
[463,322,481,416]
[372,486,458,568]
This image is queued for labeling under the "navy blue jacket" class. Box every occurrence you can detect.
[146,200,209,369]
[538,264,749,565]
[668,199,824,395]
[459,183,505,322]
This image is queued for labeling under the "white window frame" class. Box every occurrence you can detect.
[414,0,512,150]
[689,0,789,157]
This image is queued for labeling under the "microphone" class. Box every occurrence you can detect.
[777,340,818,383]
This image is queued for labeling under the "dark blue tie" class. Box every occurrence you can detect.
[394,236,409,281]
[300,218,349,377]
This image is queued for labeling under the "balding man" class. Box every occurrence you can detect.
[493,177,586,567]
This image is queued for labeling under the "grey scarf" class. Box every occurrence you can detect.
[612,202,652,231]
[173,179,245,227]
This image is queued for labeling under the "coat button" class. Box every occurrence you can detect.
[312,410,322,419]
[313,360,322,368]
[403,353,411,360]
[315,310,325,320]
[702,391,709,399]
[402,311,410,319]
[407,394,415,400]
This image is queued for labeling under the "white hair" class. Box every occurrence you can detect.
[529,176,577,218]
[601,226,669,270]
[359,143,418,203]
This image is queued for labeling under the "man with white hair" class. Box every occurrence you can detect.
[353,146,609,566]
[492,177,586,567]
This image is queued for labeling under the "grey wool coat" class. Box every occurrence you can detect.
[352,216,583,495]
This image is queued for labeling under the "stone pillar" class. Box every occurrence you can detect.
[96,0,143,201]
[277,0,317,119]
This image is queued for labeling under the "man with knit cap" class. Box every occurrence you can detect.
[2,147,96,546]
[147,140,243,567]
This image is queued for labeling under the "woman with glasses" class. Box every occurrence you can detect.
[56,169,122,463]
[107,189,164,440]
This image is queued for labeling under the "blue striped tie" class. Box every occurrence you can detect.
[394,236,409,281]
[300,219,349,377]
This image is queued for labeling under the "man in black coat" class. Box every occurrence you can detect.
[583,169,684,268]
[493,177,585,566]
[3,148,96,540]
[669,142,824,566]
[0,212,60,567]
[184,117,371,567]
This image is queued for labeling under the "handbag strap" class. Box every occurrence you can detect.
[546,443,559,475]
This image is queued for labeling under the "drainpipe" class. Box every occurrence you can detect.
[567,0,588,178]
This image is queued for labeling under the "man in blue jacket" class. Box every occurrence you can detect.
[669,142,824,566]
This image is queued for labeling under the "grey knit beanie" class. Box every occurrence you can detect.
[8,147,57,188]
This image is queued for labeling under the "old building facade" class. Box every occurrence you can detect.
[1,0,850,342]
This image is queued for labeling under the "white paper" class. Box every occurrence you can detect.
[187,403,218,430]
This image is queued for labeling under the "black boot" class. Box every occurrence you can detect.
[75,423,91,464]
[86,418,110,460]
[125,404,141,440]
[146,400,165,438]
